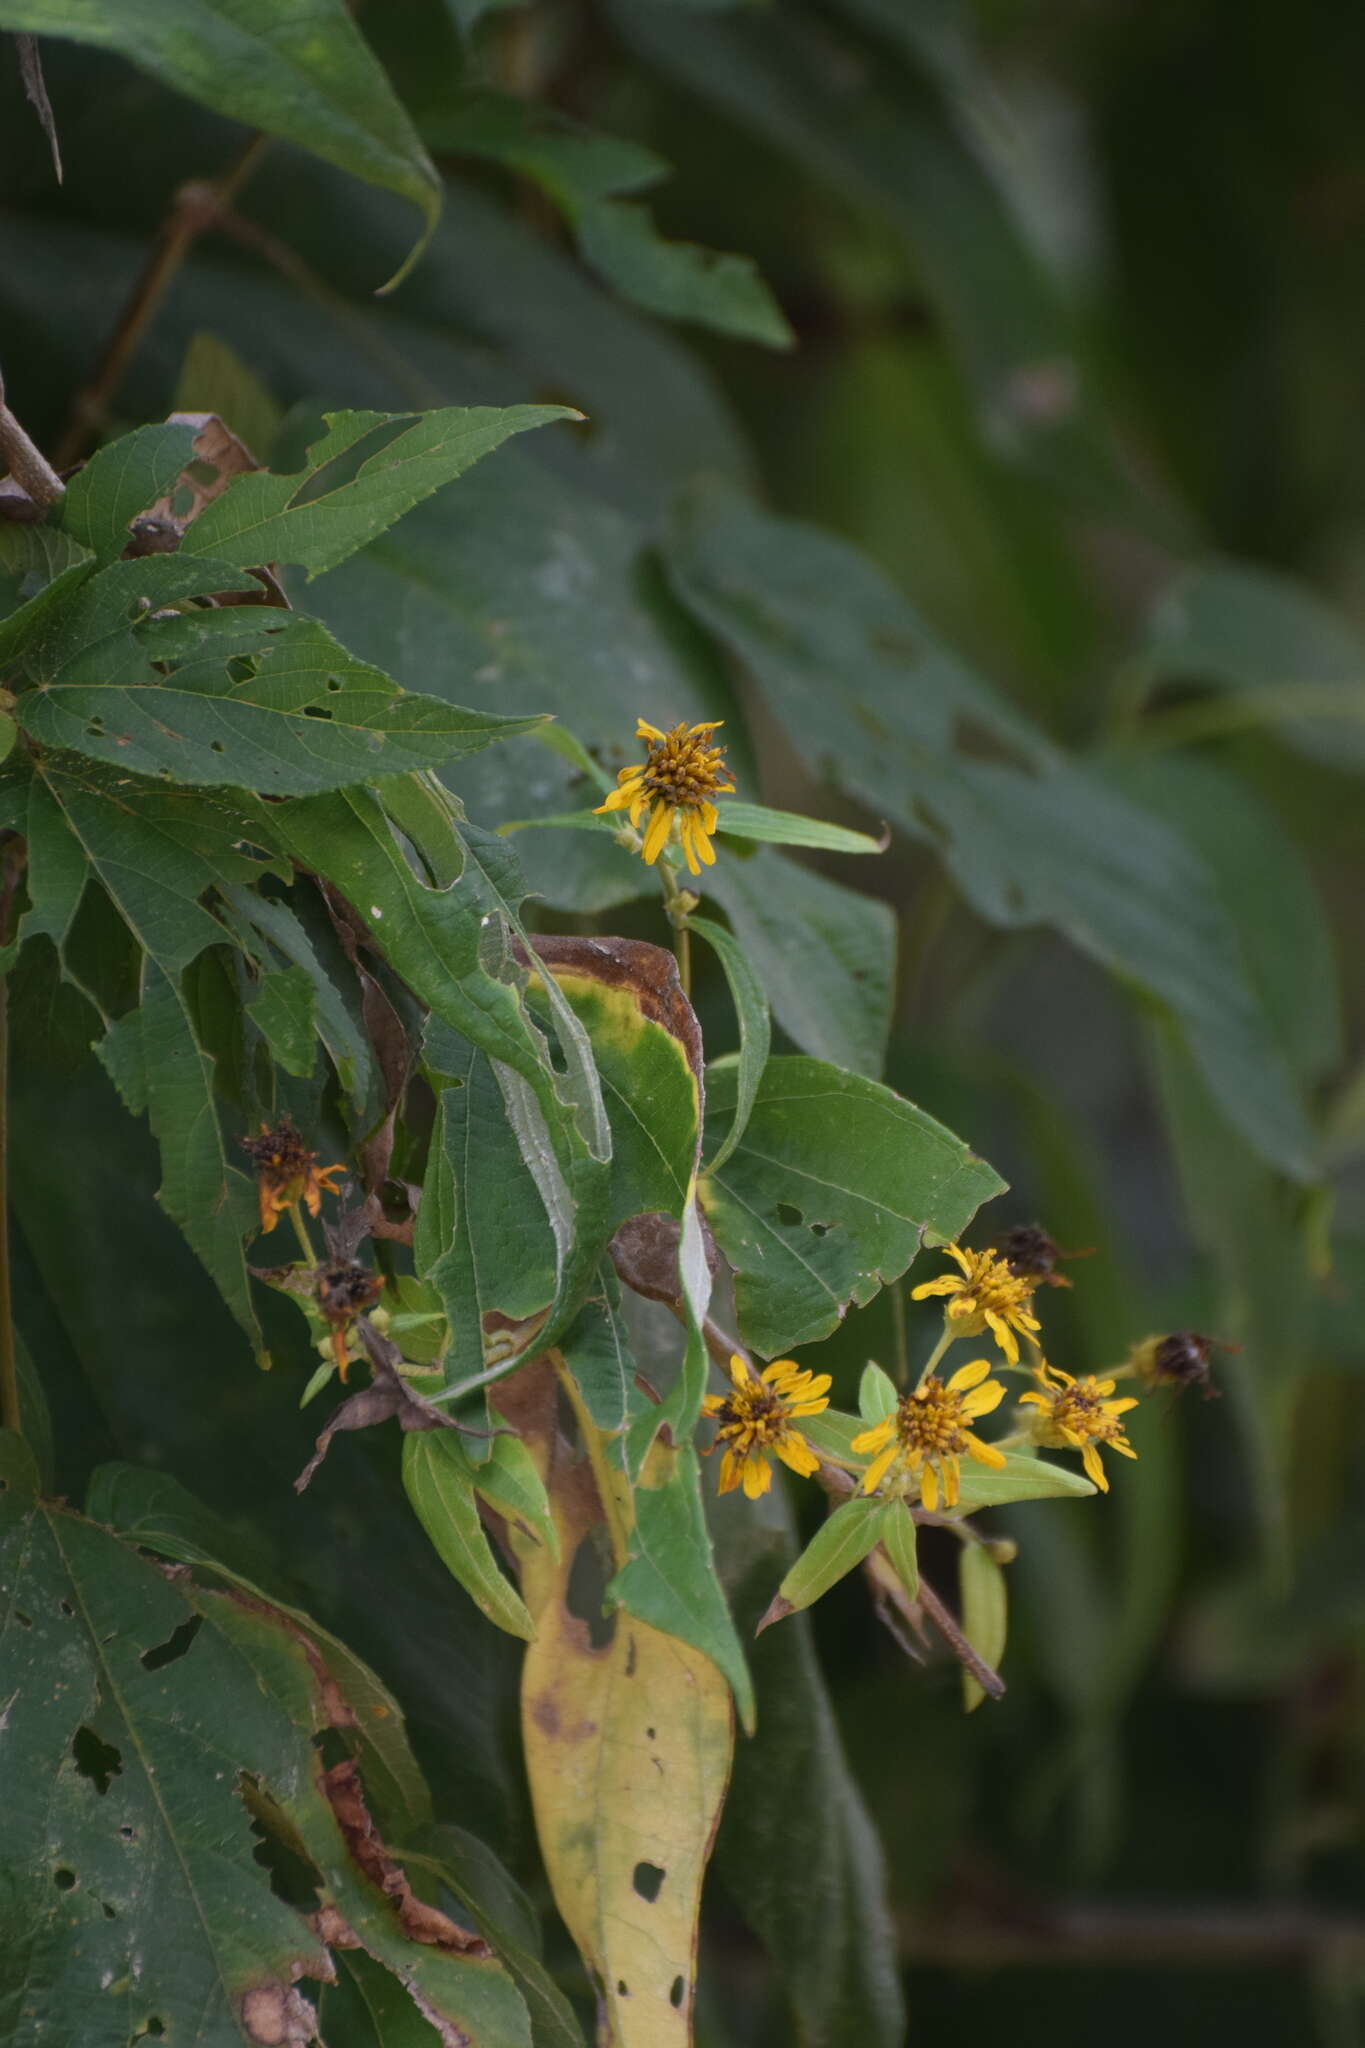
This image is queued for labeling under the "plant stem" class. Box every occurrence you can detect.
[288,1201,318,1267]
[552,1351,631,1570]
[0,974,16,1437]
[674,918,691,999]
[916,1324,954,1387]
[0,364,64,510]
[889,1283,909,1385]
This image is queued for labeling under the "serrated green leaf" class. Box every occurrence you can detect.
[0,1437,528,2047]
[402,1432,536,1640]
[246,963,318,1078]
[687,913,770,1173]
[0,519,91,626]
[960,1541,1008,1711]
[858,1361,898,1423]
[0,0,442,282]
[58,420,196,560]
[669,487,1317,1179]
[774,1494,887,1615]
[879,1499,919,1603]
[219,885,372,1109]
[700,1054,1005,1357]
[0,769,88,972]
[708,844,895,1078]
[183,404,578,578]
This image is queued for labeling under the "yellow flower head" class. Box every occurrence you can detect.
[702,1354,830,1500]
[1019,1364,1138,1492]
[594,718,736,876]
[240,1119,345,1236]
[851,1359,1007,1512]
[911,1243,1041,1363]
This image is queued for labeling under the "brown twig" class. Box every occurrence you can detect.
[54,135,271,467]
[0,366,64,511]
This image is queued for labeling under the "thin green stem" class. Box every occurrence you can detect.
[288,1200,318,1268]
[0,974,16,1437]
[916,1324,954,1388]
[674,919,692,1000]
[889,1284,909,1386]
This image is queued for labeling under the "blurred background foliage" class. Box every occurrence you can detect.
[4,2,1365,2042]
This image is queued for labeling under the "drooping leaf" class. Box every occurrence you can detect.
[246,963,318,1078]
[959,1541,1008,1711]
[183,404,578,579]
[220,884,372,1109]
[699,1053,1005,1358]
[0,0,443,280]
[0,1432,530,2048]
[402,1432,537,1640]
[685,913,769,1173]
[669,487,1317,1178]
[499,1365,734,2045]
[707,846,895,1079]
[878,1498,919,1604]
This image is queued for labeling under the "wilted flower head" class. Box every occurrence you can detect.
[911,1243,1041,1363]
[240,1119,345,1236]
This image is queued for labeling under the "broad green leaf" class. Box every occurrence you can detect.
[879,1498,919,1603]
[669,488,1318,1179]
[609,1441,755,1731]
[502,1366,734,2045]
[1137,559,1365,772]
[0,0,442,281]
[0,769,88,972]
[699,1054,1005,1357]
[708,845,895,1079]
[425,91,791,346]
[246,963,318,1078]
[0,1435,529,2048]
[858,1361,898,1423]
[0,519,90,625]
[183,404,577,578]
[686,913,770,1173]
[555,1272,642,1436]
[771,1494,887,1616]
[84,1460,433,1840]
[417,1025,559,1387]
[708,1473,906,2048]
[220,884,372,1109]
[402,1432,536,1640]
[959,1542,1008,1711]
[57,420,196,560]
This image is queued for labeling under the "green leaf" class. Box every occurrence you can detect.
[0,0,442,283]
[425,91,790,346]
[608,1442,755,1731]
[959,1542,1008,1711]
[402,1432,537,1640]
[708,845,895,1079]
[716,798,887,853]
[84,1460,433,1840]
[58,420,197,560]
[771,1494,887,1616]
[687,913,770,1173]
[669,487,1318,1179]
[220,884,372,1108]
[879,1499,919,1603]
[0,519,90,626]
[15,556,545,793]
[554,1273,642,1436]
[952,1448,1096,1511]
[1137,559,1365,772]
[0,768,89,972]
[466,1424,559,1559]
[182,405,578,578]
[246,963,318,1078]
[0,1436,529,2047]
[700,1053,1005,1357]
[858,1361,898,1423]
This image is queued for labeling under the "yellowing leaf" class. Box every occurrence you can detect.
[501,1365,733,2046]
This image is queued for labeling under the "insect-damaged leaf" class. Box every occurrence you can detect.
[699,1054,1004,1359]
[0,1431,530,2048]
[498,1366,733,2048]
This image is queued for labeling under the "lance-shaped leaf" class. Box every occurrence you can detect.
[699,1054,1005,1358]
[960,1542,1008,1711]
[16,565,543,793]
[499,1365,734,2047]
[685,913,769,1173]
[762,1495,889,1624]
[0,1433,530,2048]
[0,0,442,282]
[878,1500,920,1605]
[182,405,578,578]
[402,1433,537,1641]
[668,487,1319,1179]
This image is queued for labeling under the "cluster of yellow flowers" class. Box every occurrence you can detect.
[705,1228,1212,1507]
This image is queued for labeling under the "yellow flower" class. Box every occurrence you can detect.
[702,1354,830,1500]
[911,1243,1041,1363]
[1019,1364,1138,1491]
[594,718,736,876]
[240,1119,345,1236]
[851,1359,1007,1512]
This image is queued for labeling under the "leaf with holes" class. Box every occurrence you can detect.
[0,1430,530,2048]
[13,559,544,793]
[58,420,198,561]
[182,405,579,578]
[499,1365,734,2048]
[699,1054,1004,1358]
